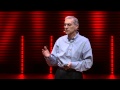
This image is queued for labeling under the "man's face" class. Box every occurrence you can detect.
[64,18,78,35]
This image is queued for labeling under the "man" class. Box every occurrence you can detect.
[42,16,93,79]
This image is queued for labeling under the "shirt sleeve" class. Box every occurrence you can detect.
[71,39,93,72]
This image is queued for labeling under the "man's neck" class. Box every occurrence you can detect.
[68,31,77,40]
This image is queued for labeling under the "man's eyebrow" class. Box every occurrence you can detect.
[64,23,71,24]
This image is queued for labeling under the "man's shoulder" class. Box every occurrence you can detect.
[56,35,67,43]
[79,35,88,41]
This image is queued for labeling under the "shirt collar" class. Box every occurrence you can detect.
[67,31,79,42]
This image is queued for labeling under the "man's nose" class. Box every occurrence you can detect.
[65,25,68,28]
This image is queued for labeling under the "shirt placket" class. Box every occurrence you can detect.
[66,42,73,59]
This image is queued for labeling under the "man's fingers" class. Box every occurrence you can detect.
[42,49,44,52]
[44,46,48,50]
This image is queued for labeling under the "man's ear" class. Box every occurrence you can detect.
[76,25,79,30]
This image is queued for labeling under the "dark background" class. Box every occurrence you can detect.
[0,0,120,11]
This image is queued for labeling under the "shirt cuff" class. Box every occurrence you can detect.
[71,62,78,69]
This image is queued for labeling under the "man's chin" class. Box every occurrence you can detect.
[65,32,69,34]
[66,33,69,35]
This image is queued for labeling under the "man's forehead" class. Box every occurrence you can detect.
[64,19,74,23]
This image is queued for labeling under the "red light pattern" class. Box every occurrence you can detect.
[0,12,20,62]
[89,11,107,36]
[21,35,24,74]
[49,35,53,74]
[110,35,114,75]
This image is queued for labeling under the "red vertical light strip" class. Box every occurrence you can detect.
[110,35,114,75]
[21,35,24,74]
[49,35,53,74]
